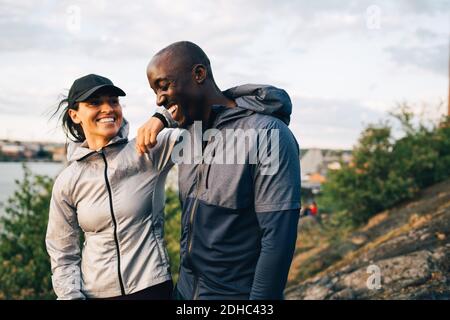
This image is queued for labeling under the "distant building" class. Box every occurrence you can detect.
[0,139,65,162]
[51,145,67,162]
[300,148,352,194]
[1,144,26,156]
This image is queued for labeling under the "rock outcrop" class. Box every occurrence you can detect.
[286,179,450,299]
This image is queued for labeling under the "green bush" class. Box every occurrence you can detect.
[164,188,182,283]
[0,165,55,299]
[320,105,450,225]
[0,165,183,299]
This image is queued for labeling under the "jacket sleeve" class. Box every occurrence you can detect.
[147,128,182,172]
[250,119,301,299]
[45,177,85,300]
[154,106,179,128]
[250,209,299,300]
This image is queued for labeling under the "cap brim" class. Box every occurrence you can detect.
[75,84,126,102]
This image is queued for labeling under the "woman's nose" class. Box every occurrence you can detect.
[100,102,114,112]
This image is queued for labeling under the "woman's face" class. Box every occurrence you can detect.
[69,95,123,149]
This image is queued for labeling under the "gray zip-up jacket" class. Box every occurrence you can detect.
[176,85,300,299]
[46,121,179,299]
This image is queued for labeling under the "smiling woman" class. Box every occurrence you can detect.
[45,73,181,300]
[51,74,126,148]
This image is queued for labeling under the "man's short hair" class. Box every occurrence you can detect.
[155,41,214,80]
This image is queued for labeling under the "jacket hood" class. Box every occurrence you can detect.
[223,84,292,125]
[66,119,130,162]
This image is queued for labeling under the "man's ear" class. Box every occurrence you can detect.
[192,64,207,84]
[68,109,81,124]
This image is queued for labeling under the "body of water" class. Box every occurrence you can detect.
[0,161,179,217]
[0,162,64,215]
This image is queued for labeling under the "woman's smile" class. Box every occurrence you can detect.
[96,116,117,124]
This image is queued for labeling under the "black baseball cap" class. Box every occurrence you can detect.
[68,74,126,105]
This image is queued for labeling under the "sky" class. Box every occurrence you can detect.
[0,0,448,149]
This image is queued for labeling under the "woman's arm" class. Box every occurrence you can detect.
[45,178,85,300]
[136,106,182,172]
[145,128,182,172]
[136,106,179,155]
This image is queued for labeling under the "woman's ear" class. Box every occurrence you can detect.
[68,109,81,124]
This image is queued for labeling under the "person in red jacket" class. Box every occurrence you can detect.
[309,201,318,216]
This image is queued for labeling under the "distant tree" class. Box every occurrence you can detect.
[0,164,55,299]
[0,150,8,162]
[35,148,52,160]
[320,104,450,225]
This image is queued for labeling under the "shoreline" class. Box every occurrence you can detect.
[0,159,64,164]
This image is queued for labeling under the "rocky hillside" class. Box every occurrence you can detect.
[285,179,450,299]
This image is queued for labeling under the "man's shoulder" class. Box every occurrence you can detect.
[239,113,297,145]
[230,112,299,156]
[234,110,290,131]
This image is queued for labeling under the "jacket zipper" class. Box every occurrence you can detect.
[187,121,217,300]
[187,167,202,254]
[204,149,214,190]
[100,150,126,296]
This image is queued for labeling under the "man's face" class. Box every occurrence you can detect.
[146,54,200,128]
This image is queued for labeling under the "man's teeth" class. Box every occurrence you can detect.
[98,118,115,123]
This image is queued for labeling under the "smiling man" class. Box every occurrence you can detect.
[139,41,301,300]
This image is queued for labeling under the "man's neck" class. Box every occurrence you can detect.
[201,89,236,128]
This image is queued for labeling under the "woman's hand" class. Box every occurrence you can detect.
[136,105,177,154]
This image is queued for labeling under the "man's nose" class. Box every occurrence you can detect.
[156,92,166,107]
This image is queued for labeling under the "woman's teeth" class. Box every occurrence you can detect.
[98,117,115,123]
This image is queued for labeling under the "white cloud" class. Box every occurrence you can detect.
[0,0,448,148]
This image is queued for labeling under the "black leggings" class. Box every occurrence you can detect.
[95,280,173,300]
